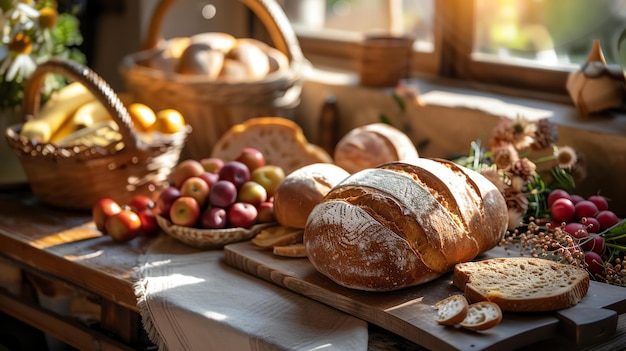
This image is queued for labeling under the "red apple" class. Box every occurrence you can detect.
[256,201,275,223]
[209,180,238,208]
[128,194,155,212]
[171,159,205,188]
[218,161,250,188]
[169,196,201,227]
[92,198,122,233]
[105,209,142,242]
[227,202,258,229]
[200,157,225,174]
[180,176,210,206]
[137,207,160,237]
[156,186,181,217]
[237,181,267,206]
[236,147,266,172]
[200,207,228,229]
[250,165,285,197]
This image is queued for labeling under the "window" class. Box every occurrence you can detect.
[280,0,626,97]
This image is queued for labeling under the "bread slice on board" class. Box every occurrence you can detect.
[459,301,503,331]
[453,257,590,312]
[434,295,468,326]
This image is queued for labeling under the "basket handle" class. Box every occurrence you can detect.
[22,58,142,151]
[141,0,304,65]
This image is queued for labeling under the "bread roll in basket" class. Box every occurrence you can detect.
[303,158,508,291]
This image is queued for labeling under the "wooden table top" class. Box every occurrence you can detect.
[1,187,625,351]
[0,188,148,311]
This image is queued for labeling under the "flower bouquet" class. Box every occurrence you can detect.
[454,115,626,287]
[1,0,84,185]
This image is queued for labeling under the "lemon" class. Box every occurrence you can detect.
[127,103,157,132]
[154,109,186,134]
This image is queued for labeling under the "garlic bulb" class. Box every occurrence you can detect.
[566,39,624,115]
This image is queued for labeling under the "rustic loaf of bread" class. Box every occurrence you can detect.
[304,157,508,291]
[273,163,350,229]
[334,123,419,173]
[453,257,590,312]
[211,117,333,174]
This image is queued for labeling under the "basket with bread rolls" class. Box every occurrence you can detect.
[4,58,190,210]
[120,0,307,160]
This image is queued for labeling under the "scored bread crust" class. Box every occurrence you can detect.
[304,158,508,291]
[211,117,333,174]
[273,163,350,229]
[453,257,591,312]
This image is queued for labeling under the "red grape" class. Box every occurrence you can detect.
[574,200,599,220]
[570,194,585,204]
[587,195,609,212]
[596,210,620,231]
[551,198,576,222]
[581,217,601,233]
[547,189,572,207]
[584,251,604,275]
[582,235,605,255]
[564,222,587,239]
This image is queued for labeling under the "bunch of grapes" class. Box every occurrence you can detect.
[547,190,622,273]
[502,189,626,286]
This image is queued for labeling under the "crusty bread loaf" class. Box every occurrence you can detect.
[334,123,419,173]
[274,163,350,229]
[210,117,333,174]
[304,157,508,291]
[453,257,590,312]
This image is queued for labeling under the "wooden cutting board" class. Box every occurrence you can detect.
[223,242,626,351]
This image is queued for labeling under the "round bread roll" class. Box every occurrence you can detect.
[176,43,224,78]
[274,163,350,229]
[190,32,237,53]
[145,37,191,71]
[227,39,271,80]
[304,158,508,291]
[334,123,419,174]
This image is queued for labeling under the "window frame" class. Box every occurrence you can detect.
[280,0,578,100]
[439,0,571,97]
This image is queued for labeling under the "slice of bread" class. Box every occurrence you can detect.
[251,226,303,248]
[459,301,503,331]
[434,294,468,326]
[273,243,307,258]
[453,257,590,312]
[210,117,333,174]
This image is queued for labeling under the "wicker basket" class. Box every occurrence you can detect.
[4,58,190,211]
[156,214,276,250]
[120,0,307,160]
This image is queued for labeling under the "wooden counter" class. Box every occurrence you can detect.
[0,187,625,351]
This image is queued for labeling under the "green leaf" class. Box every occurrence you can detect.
[600,218,626,240]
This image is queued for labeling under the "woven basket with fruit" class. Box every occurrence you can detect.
[4,58,190,210]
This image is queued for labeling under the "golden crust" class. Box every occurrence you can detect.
[211,117,333,175]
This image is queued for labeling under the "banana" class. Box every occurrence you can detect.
[72,100,112,130]
[56,120,121,148]
[20,82,95,143]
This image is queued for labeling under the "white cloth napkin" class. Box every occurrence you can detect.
[134,235,369,351]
